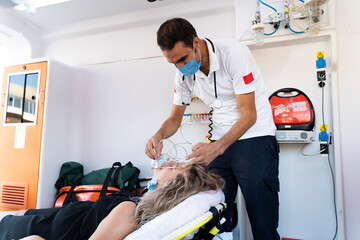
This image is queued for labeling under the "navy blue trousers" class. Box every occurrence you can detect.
[208,135,280,240]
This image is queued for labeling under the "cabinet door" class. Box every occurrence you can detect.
[0,61,48,210]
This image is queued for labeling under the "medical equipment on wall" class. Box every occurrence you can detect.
[314,51,338,240]
[252,0,330,42]
[252,10,265,46]
[305,0,330,29]
[252,22,265,46]
[289,0,329,34]
[182,113,211,125]
[315,51,331,155]
[269,88,316,143]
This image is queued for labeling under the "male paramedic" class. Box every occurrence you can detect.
[145,18,280,240]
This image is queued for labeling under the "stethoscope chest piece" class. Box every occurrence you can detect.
[213,99,223,109]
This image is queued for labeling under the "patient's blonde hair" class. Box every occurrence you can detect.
[135,164,224,228]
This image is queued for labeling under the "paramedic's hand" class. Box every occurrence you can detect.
[145,136,163,160]
[185,142,223,166]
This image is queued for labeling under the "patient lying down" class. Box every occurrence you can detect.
[0,164,224,240]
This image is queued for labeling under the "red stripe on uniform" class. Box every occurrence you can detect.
[243,72,254,85]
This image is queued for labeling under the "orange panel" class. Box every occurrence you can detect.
[0,61,47,211]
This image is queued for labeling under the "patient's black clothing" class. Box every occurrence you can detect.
[0,191,141,240]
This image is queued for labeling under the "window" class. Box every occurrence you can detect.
[4,72,40,125]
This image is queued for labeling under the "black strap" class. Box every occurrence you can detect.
[55,174,67,190]
[181,75,195,105]
[125,168,140,189]
[209,206,220,224]
[192,204,227,239]
[62,175,84,206]
[205,38,218,99]
[205,38,215,53]
[114,162,140,189]
[182,74,196,81]
[99,162,121,198]
[113,163,125,189]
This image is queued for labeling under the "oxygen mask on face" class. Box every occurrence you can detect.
[151,154,178,168]
[151,139,190,169]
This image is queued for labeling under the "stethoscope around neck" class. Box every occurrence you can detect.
[181,38,223,109]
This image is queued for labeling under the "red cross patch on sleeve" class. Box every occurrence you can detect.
[243,72,254,85]
[174,88,177,93]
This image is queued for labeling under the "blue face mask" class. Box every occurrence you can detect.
[176,44,201,76]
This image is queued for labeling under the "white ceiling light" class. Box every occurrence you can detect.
[21,0,72,9]
[13,3,28,11]
[1,0,72,13]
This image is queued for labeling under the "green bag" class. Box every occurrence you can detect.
[55,161,84,190]
[82,162,140,190]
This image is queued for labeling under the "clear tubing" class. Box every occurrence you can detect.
[151,138,190,168]
[289,0,320,34]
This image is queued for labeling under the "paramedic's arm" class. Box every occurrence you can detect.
[186,92,256,165]
[89,201,137,240]
[145,104,186,160]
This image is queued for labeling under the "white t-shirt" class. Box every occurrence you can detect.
[173,38,276,140]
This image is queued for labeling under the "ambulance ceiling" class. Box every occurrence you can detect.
[5,0,197,30]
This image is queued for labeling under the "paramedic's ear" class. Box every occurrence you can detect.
[193,37,200,50]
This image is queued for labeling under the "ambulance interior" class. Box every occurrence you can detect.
[0,0,359,239]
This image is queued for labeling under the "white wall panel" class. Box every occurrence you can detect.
[246,37,338,240]
[336,0,360,239]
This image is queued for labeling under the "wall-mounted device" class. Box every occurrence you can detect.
[316,51,326,87]
[304,0,330,30]
[269,88,316,143]
[276,130,316,143]
[254,0,330,38]
[252,10,265,46]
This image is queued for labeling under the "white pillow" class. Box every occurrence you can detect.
[124,190,225,240]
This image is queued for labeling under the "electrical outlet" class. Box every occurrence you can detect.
[320,143,329,154]
[317,70,326,81]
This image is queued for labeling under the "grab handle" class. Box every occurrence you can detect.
[38,89,45,105]
[272,88,302,98]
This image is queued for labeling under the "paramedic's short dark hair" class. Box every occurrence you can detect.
[157,18,198,51]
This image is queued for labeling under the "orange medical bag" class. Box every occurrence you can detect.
[54,185,120,208]
[54,162,141,207]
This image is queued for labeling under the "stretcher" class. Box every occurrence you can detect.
[124,190,226,240]
[162,203,227,240]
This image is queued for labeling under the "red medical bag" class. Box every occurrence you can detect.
[269,88,315,131]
